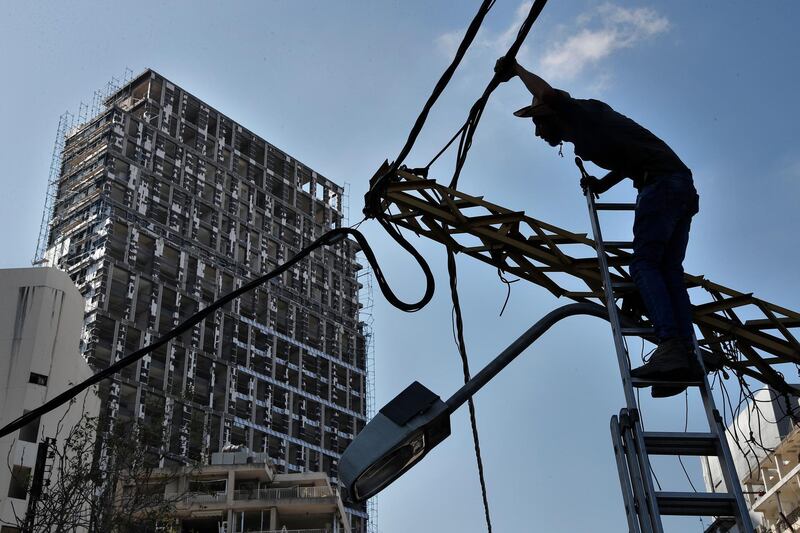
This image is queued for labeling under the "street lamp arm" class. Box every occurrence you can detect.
[445,302,610,413]
[339,302,624,503]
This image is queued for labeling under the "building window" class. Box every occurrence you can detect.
[1,526,23,533]
[18,411,40,443]
[29,373,48,386]
[7,465,31,499]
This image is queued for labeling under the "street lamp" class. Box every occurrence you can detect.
[338,381,451,502]
[340,302,610,504]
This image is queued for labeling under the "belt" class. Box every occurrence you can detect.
[633,171,659,190]
[637,170,692,189]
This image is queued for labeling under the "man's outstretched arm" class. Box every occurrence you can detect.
[495,57,557,102]
[514,62,557,102]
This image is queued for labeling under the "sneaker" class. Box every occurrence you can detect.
[630,339,702,383]
[651,349,718,398]
[651,383,690,398]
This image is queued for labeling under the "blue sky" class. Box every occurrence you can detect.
[1,1,799,531]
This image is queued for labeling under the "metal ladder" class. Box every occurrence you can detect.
[583,183,754,532]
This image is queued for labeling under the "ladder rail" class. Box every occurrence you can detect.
[611,414,644,533]
[586,192,755,532]
[585,193,638,409]
[585,193,664,531]
[619,410,660,532]
[695,358,754,531]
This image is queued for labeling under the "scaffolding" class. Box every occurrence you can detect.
[33,111,74,265]
[32,68,134,265]
[342,181,351,226]
[358,265,378,533]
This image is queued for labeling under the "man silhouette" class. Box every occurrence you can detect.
[495,57,701,397]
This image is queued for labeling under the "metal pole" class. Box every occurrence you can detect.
[23,439,51,533]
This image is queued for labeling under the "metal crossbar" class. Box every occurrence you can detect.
[380,170,800,396]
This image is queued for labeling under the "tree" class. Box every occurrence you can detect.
[4,396,194,533]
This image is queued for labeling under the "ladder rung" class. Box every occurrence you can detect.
[595,202,637,211]
[630,377,703,389]
[643,431,718,456]
[620,327,655,336]
[604,241,634,249]
[656,491,737,516]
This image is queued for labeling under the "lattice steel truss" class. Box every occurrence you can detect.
[379,169,800,394]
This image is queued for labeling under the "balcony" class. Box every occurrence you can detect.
[165,486,337,506]
[165,491,227,505]
[240,530,328,533]
[233,486,337,501]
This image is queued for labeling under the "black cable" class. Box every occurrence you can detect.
[0,225,433,439]
[636,396,663,492]
[373,217,435,312]
[447,248,493,532]
[425,123,469,171]
[449,0,550,190]
[678,390,699,492]
[496,268,519,317]
[719,376,759,478]
[358,6,551,531]
[363,0,499,217]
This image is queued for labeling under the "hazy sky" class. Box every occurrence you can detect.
[1,1,799,531]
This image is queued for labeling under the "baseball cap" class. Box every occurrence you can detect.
[513,89,570,119]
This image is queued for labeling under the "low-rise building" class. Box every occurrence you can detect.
[739,424,800,532]
[702,386,800,533]
[0,267,100,532]
[134,446,349,533]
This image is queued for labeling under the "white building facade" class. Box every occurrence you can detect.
[702,386,800,532]
[0,267,99,532]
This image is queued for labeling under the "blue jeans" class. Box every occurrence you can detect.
[629,172,699,342]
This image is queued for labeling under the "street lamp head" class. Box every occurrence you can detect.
[339,381,451,503]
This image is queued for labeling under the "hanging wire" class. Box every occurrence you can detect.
[0,224,433,439]
[360,3,550,531]
[678,391,699,492]
[447,248,493,532]
[496,269,519,317]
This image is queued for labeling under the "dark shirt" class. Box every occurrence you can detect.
[548,93,690,188]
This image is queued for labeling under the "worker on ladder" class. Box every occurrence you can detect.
[495,57,702,397]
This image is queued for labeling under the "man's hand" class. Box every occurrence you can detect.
[494,56,518,83]
[580,175,603,198]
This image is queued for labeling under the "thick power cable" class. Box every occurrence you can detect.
[0,226,433,440]
[364,0,498,217]
[447,248,493,532]
[449,0,549,190]
[360,3,550,531]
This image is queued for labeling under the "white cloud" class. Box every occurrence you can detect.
[433,2,669,89]
[434,1,534,60]
[540,3,669,82]
[435,29,467,59]
[496,1,535,51]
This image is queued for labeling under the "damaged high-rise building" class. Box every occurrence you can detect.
[39,69,371,531]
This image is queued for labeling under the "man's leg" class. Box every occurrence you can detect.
[661,213,694,342]
[647,180,700,397]
[629,181,699,384]
[629,183,680,341]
